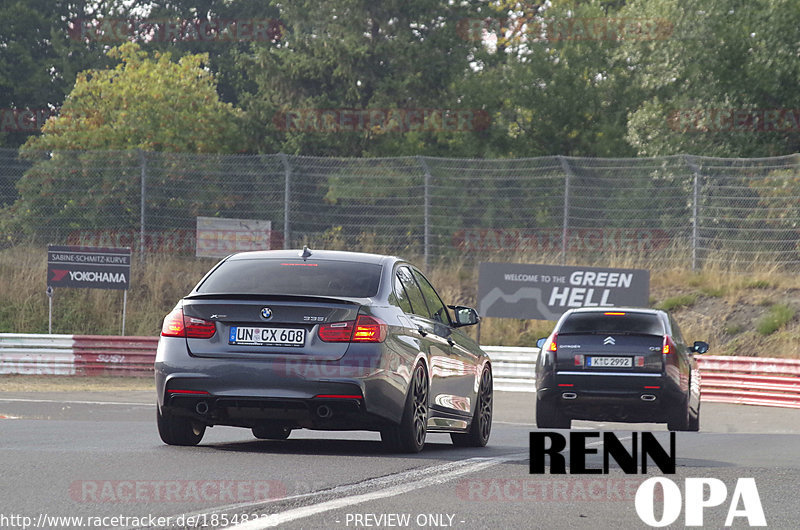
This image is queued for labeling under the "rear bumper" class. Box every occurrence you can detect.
[155,336,409,428]
[537,370,682,423]
[161,392,390,430]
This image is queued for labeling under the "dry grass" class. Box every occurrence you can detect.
[1,245,798,356]
[0,375,154,392]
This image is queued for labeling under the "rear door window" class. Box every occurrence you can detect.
[397,266,429,318]
[560,312,664,335]
[392,272,414,314]
[412,270,452,325]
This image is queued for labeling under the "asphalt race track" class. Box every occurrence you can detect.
[1,391,799,529]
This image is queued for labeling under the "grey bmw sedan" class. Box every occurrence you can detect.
[155,248,492,452]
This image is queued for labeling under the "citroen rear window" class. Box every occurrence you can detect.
[559,312,664,335]
[195,259,382,298]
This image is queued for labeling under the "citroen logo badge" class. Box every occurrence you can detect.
[260,307,273,320]
[603,336,616,345]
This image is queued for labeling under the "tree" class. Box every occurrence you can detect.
[453,0,642,158]
[0,0,120,148]
[3,43,246,244]
[621,0,800,157]
[22,42,243,153]
[240,0,487,156]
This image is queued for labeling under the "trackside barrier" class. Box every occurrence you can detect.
[481,346,539,393]
[3,335,800,409]
[0,333,157,377]
[696,355,800,409]
[73,335,160,376]
[0,334,76,375]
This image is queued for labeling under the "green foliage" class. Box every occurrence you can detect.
[0,0,111,148]
[700,286,727,298]
[622,0,800,157]
[22,43,243,153]
[756,304,796,335]
[724,324,744,336]
[656,293,698,311]
[3,44,247,241]
[743,279,773,289]
[242,0,487,156]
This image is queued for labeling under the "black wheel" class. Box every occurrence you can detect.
[667,398,691,431]
[535,396,570,429]
[688,406,700,432]
[252,424,292,440]
[381,362,429,453]
[157,408,205,446]
[451,365,493,447]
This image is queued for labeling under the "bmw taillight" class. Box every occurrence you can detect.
[318,315,388,343]
[161,308,216,339]
[318,321,354,342]
[662,335,676,354]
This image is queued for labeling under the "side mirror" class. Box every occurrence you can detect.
[536,337,547,349]
[691,341,709,354]
[448,305,480,327]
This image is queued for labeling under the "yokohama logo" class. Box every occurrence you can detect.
[69,271,127,283]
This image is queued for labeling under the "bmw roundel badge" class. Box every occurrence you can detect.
[260,307,273,320]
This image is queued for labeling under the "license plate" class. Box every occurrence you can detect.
[587,356,632,368]
[229,326,305,347]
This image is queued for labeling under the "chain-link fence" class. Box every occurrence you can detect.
[1,148,798,269]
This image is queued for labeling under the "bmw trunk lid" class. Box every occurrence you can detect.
[181,296,361,360]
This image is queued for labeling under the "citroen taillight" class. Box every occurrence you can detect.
[662,335,676,354]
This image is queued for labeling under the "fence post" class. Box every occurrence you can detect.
[684,155,701,271]
[138,149,146,264]
[418,156,432,270]
[557,156,572,266]
[280,153,291,249]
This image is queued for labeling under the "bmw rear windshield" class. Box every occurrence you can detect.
[195,259,383,298]
[559,312,665,335]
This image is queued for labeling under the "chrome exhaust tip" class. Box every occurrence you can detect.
[561,392,577,400]
[641,394,657,402]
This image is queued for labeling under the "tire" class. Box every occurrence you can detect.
[667,397,691,431]
[535,396,570,429]
[688,406,700,432]
[451,365,493,447]
[381,362,429,453]
[157,408,205,446]
[252,424,292,440]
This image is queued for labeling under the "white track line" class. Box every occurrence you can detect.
[227,452,528,529]
[0,397,151,406]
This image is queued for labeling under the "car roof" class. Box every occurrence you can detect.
[565,307,664,316]
[225,249,399,266]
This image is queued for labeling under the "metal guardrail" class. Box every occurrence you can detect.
[73,335,160,376]
[0,333,76,375]
[482,345,539,393]
[3,335,800,409]
[697,355,800,409]
[0,333,157,376]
